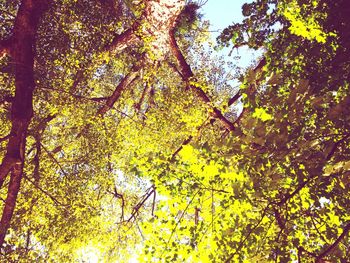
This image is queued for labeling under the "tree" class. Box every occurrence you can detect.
[0,0,349,262]
[0,0,50,248]
[215,0,350,262]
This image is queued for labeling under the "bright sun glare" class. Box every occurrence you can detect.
[78,246,100,263]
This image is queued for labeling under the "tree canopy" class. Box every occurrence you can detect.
[0,0,349,262]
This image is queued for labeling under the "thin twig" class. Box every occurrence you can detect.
[160,190,200,258]
[23,174,65,207]
[40,143,68,176]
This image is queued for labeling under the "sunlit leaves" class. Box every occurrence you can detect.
[252,107,273,121]
[282,0,331,43]
[1,0,350,262]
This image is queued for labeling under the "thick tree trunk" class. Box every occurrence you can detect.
[101,0,234,132]
[106,0,183,58]
[0,0,49,247]
[99,0,184,114]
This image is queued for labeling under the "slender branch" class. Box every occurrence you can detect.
[167,61,184,79]
[198,186,229,194]
[310,213,329,244]
[105,28,140,53]
[171,135,193,161]
[279,133,349,207]
[228,41,249,56]
[40,143,67,176]
[97,64,141,116]
[107,186,125,222]
[326,133,350,161]
[278,176,315,206]
[69,70,84,93]
[25,229,31,252]
[23,174,64,206]
[152,188,156,216]
[195,207,200,225]
[315,222,350,262]
[168,30,235,131]
[228,91,241,107]
[135,83,152,111]
[297,246,317,262]
[126,186,155,223]
[0,95,13,106]
[170,117,210,161]
[160,190,200,258]
[33,114,56,134]
[38,86,108,103]
[32,136,41,184]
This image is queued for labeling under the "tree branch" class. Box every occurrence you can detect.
[168,30,235,131]
[171,135,193,161]
[135,83,152,111]
[38,86,108,103]
[107,186,125,222]
[40,143,67,176]
[278,133,350,208]
[126,186,156,223]
[23,174,64,207]
[98,64,141,116]
[228,91,241,107]
[0,134,11,143]
[326,133,350,161]
[0,95,13,106]
[105,28,140,53]
[160,190,199,258]
[315,222,350,263]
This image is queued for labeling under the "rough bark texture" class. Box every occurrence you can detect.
[101,0,234,132]
[106,0,183,59]
[0,0,49,247]
[100,0,184,114]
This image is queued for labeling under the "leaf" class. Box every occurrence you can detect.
[252,107,273,121]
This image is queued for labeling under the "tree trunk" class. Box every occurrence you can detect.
[0,0,49,247]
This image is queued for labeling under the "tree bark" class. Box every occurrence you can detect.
[0,0,49,247]
[98,67,141,116]
[98,0,184,115]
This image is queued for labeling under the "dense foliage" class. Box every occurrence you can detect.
[0,0,349,262]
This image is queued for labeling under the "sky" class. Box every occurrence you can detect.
[201,0,261,69]
[202,0,246,34]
